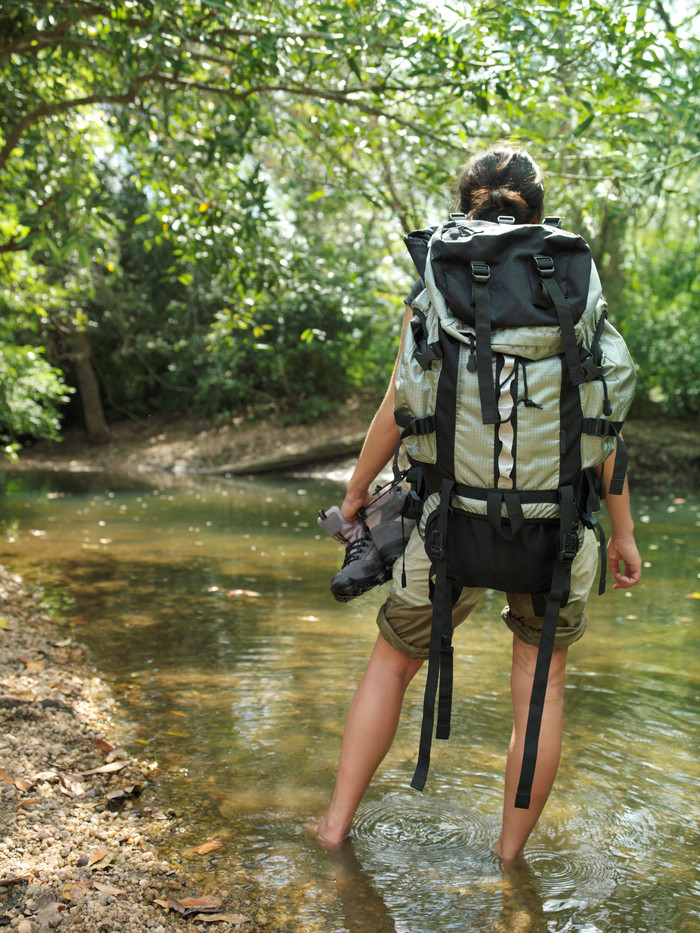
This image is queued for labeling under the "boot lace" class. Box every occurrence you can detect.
[341,536,371,568]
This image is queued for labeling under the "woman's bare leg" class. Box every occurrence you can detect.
[317,635,423,848]
[494,638,568,862]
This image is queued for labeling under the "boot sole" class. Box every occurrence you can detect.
[331,567,392,602]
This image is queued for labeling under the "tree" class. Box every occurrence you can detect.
[1,0,699,450]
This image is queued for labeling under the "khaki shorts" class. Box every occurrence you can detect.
[377,525,599,659]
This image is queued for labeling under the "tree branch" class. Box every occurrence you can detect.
[0,3,111,66]
[0,73,157,172]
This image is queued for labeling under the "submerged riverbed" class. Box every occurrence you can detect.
[0,469,698,933]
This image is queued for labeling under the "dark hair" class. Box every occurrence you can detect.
[456,146,545,224]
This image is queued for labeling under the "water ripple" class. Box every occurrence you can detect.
[352,792,496,864]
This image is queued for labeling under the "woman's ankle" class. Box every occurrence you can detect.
[315,813,351,849]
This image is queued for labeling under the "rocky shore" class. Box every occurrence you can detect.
[0,569,261,933]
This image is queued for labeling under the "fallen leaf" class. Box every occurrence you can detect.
[0,768,12,784]
[194,914,252,924]
[96,738,115,754]
[156,895,223,917]
[80,760,129,776]
[14,798,39,810]
[84,848,112,869]
[19,659,45,673]
[92,881,124,897]
[194,840,224,855]
[59,773,87,797]
[61,881,91,903]
[169,710,188,717]
[0,619,7,629]
[14,777,33,793]
[105,783,142,807]
[685,592,700,600]
[164,730,190,737]
[33,770,59,782]
[88,848,110,866]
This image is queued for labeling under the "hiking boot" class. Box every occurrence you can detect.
[318,506,390,602]
[360,484,415,568]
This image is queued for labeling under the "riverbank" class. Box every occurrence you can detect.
[9,400,700,493]
[0,569,265,933]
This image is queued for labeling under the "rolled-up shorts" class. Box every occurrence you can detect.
[377,525,599,659]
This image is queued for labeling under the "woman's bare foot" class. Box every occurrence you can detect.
[314,815,350,850]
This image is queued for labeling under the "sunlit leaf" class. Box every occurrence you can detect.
[194,840,225,855]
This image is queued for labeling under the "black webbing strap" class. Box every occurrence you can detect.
[419,468,560,508]
[395,411,436,440]
[411,309,444,371]
[583,513,608,596]
[514,485,578,809]
[581,419,628,496]
[608,426,628,496]
[411,477,455,791]
[471,261,500,425]
[533,255,585,386]
[487,490,525,541]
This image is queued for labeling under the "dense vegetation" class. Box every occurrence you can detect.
[1,0,698,456]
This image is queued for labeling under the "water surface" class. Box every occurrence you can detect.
[0,469,698,932]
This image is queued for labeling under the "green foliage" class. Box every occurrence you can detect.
[0,343,72,459]
[1,0,699,447]
[620,222,700,417]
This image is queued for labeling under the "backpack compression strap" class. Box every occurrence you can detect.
[533,255,586,387]
[514,484,579,809]
[470,261,500,424]
[411,476,455,791]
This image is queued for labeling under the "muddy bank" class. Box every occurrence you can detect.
[10,402,700,494]
[0,568,268,933]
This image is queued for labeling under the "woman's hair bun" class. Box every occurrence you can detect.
[456,148,545,224]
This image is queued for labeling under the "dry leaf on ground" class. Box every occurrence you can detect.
[59,772,87,796]
[155,895,223,917]
[92,881,125,897]
[80,760,129,776]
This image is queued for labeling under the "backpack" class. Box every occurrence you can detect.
[394,213,636,808]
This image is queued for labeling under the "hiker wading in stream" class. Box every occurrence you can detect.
[316,146,642,862]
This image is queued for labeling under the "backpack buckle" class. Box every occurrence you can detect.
[533,255,555,277]
[559,532,579,562]
[430,529,446,560]
[470,260,490,282]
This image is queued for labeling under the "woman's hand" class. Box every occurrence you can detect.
[341,487,372,522]
[607,533,642,590]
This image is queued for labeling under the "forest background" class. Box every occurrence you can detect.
[1,0,699,460]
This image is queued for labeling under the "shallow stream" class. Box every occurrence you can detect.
[0,469,698,933]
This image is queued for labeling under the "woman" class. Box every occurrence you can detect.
[317,146,642,861]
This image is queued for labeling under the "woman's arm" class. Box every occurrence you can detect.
[341,304,413,521]
[601,451,642,590]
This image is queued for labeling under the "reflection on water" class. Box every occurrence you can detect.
[0,469,699,933]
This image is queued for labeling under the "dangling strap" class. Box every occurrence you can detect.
[471,261,500,425]
[411,477,455,791]
[579,468,607,597]
[533,255,585,386]
[514,485,578,809]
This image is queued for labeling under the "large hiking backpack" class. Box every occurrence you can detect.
[394,214,636,808]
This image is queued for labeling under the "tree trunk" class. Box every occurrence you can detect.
[68,327,112,444]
